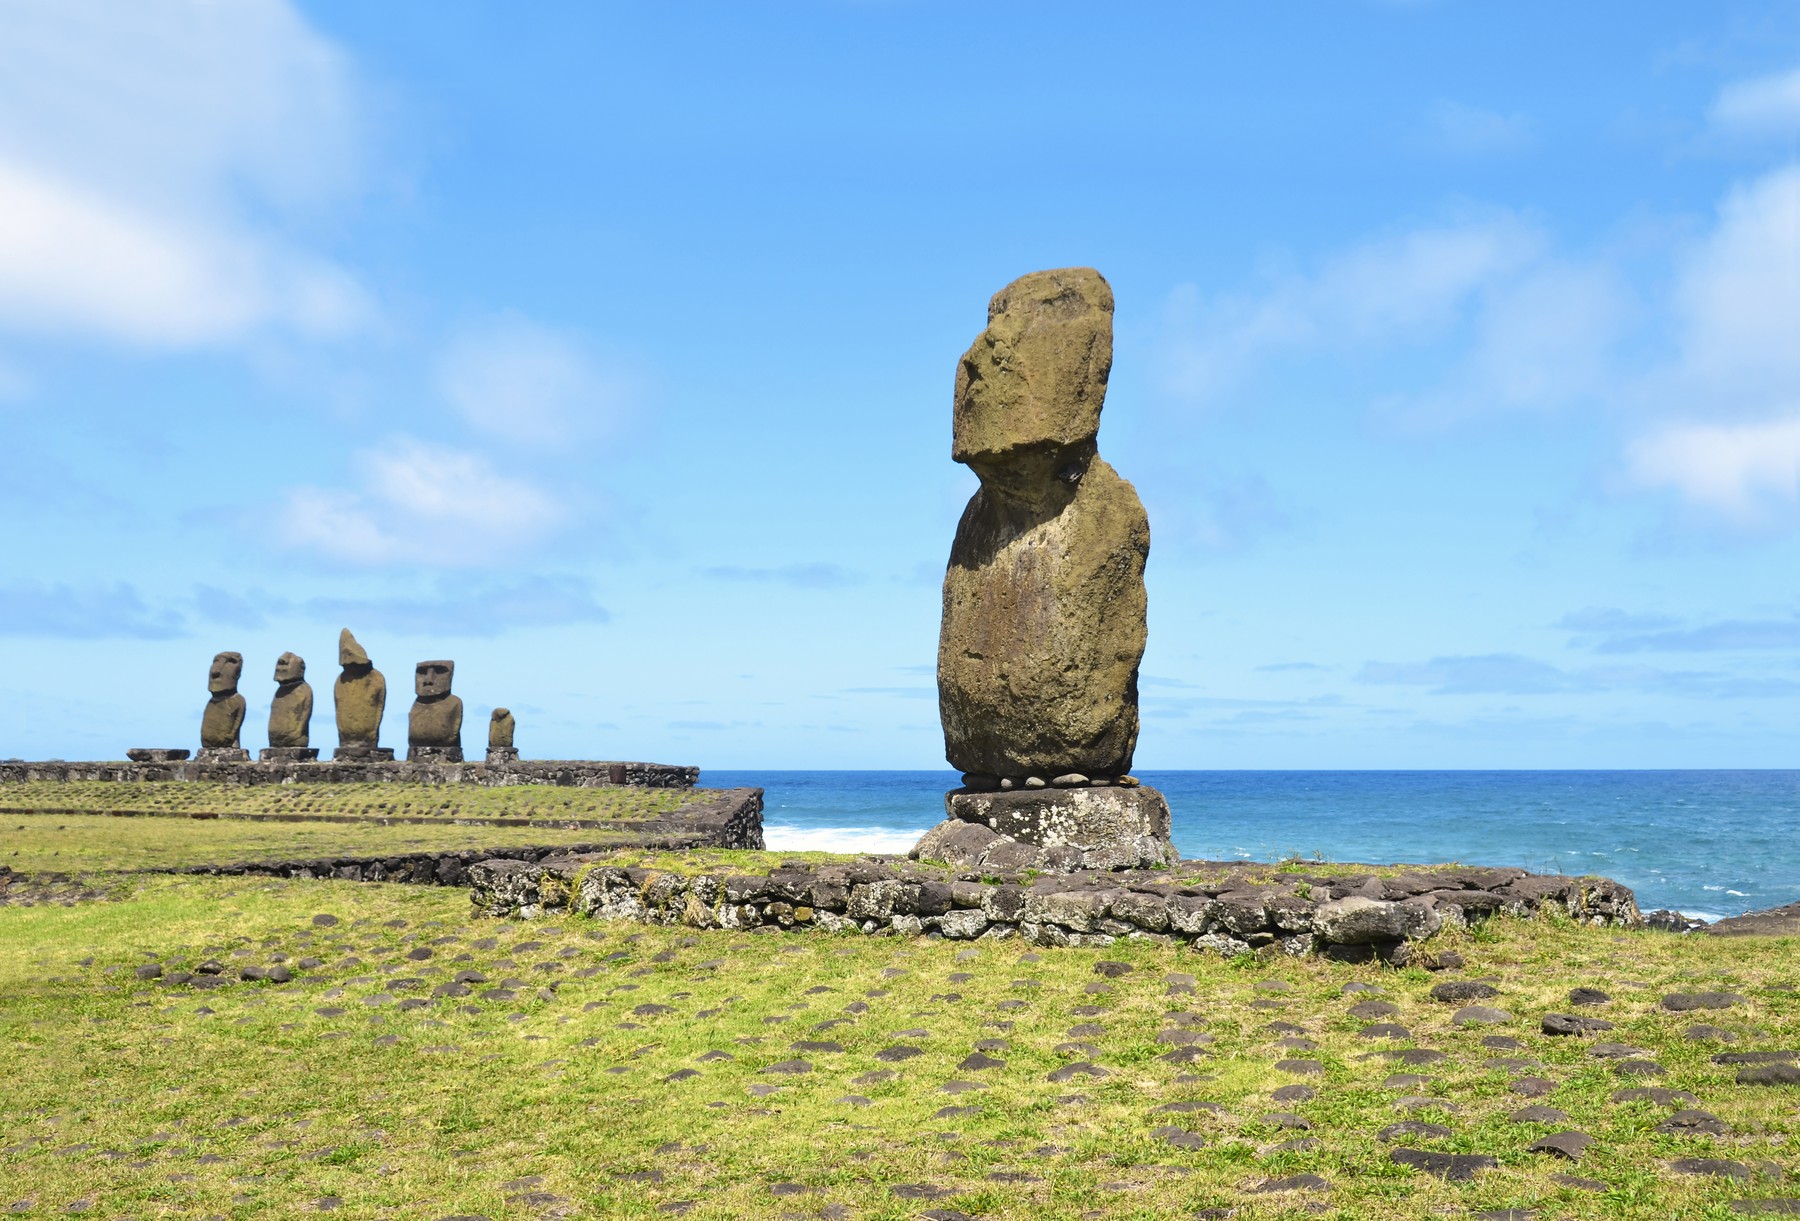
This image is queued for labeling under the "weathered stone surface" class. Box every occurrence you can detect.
[1313,896,1441,945]
[937,787,1175,871]
[126,748,189,763]
[268,652,313,749]
[1704,901,1800,938]
[489,708,515,751]
[334,630,386,754]
[200,651,245,750]
[938,268,1147,780]
[408,661,463,763]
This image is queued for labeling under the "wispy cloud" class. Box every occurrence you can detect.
[1256,661,1331,672]
[0,581,185,639]
[0,1,374,349]
[437,311,640,445]
[1358,652,1800,697]
[1417,100,1536,157]
[1709,65,1800,139]
[701,563,864,589]
[274,438,562,566]
[1562,609,1800,654]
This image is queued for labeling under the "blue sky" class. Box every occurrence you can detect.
[2,1,1799,768]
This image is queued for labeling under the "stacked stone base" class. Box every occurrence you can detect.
[468,854,1641,955]
[914,785,1177,872]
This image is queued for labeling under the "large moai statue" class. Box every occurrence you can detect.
[333,629,394,761]
[913,268,1176,873]
[261,652,318,762]
[408,660,464,762]
[486,707,518,765]
[197,651,249,762]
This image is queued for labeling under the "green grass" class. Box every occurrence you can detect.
[0,814,640,872]
[0,780,693,823]
[1,873,1795,1218]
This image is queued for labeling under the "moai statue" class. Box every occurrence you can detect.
[261,652,318,762]
[408,660,464,763]
[197,651,249,762]
[333,629,393,761]
[911,268,1174,874]
[486,707,518,765]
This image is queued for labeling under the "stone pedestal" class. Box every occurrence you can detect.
[409,745,464,763]
[486,747,520,765]
[912,785,1177,873]
[126,748,190,763]
[259,747,320,763]
[195,747,250,764]
[333,745,396,762]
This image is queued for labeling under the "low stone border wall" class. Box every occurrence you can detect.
[0,758,698,788]
[467,854,1640,957]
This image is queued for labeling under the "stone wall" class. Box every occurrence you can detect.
[0,758,698,789]
[466,854,1641,957]
[157,789,764,885]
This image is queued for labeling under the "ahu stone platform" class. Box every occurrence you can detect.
[0,758,698,789]
[468,854,1642,956]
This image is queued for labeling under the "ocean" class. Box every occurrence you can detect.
[701,770,1800,921]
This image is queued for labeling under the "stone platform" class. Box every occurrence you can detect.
[469,853,1642,955]
[0,758,698,789]
[916,784,1177,872]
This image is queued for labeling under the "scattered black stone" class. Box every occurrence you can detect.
[1589,1042,1649,1059]
[1249,1174,1329,1193]
[663,1069,700,1083]
[1738,1064,1800,1086]
[1093,961,1134,978]
[1717,1051,1799,1065]
[1570,986,1611,1006]
[1615,1059,1667,1077]
[1485,1057,1541,1072]
[1670,1158,1757,1179]
[1658,1110,1729,1136]
[1154,1100,1226,1114]
[1543,1012,1614,1036]
[1358,1023,1411,1039]
[1509,1105,1571,1124]
[791,1040,843,1054]
[890,1183,955,1200]
[1663,992,1747,1012]
[1453,1005,1512,1025]
[1151,1125,1206,1150]
[1274,1059,1323,1076]
[760,1059,812,1075]
[1689,1025,1739,1042]
[932,1105,981,1119]
[1382,1073,1433,1090]
[1429,980,1499,1003]
[1613,1087,1700,1106]
[1389,1148,1496,1181]
[1378,1121,1452,1142]
[940,1080,984,1095]
[1257,1112,1310,1130]
[1509,1077,1556,1098]
[874,1045,922,1062]
[1528,1131,1592,1161]
[1482,1035,1524,1050]
[1271,1085,1314,1103]
[1047,1062,1107,1082]
[1729,1202,1800,1216]
[1366,1048,1446,1066]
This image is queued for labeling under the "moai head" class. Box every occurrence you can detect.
[415,660,454,700]
[273,652,306,684]
[952,267,1113,505]
[339,628,371,670]
[208,652,244,695]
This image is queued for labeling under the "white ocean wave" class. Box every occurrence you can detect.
[762,824,929,854]
[1726,889,1749,897]
[1679,910,1725,923]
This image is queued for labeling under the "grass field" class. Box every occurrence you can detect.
[0,813,637,873]
[1,869,1796,1219]
[0,781,692,823]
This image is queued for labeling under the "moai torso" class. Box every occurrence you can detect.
[200,651,246,749]
[937,268,1148,782]
[408,660,463,758]
[268,652,313,748]
[488,708,515,751]
[333,629,386,749]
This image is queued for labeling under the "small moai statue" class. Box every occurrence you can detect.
[408,660,464,762]
[261,652,318,762]
[486,707,518,765]
[333,628,393,761]
[197,651,249,762]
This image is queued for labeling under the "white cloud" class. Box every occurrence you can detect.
[0,0,373,348]
[437,312,637,444]
[275,439,561,566]
[1157,212,1545,403]
[1667,166,1800,412]
[1419,100,1536,157]
[1709,65,1800,139]
[1625,414,1800,526]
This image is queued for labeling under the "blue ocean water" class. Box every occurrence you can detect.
[701,770,1800,920]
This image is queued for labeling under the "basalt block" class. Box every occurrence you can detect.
[937,786,1176,871]
[937,267,1148,780]
[126,749,189,763]
[259,747,320,762]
